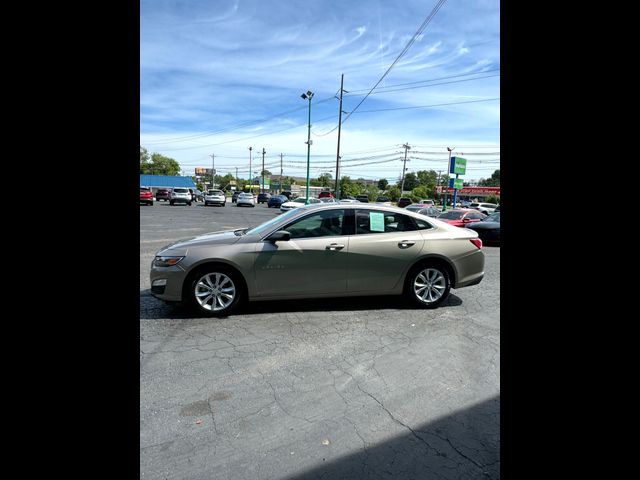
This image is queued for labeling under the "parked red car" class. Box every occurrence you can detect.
[155,188,171,201]
[437,209,486,227]
[140,187,153,205]
[318,191,335,198]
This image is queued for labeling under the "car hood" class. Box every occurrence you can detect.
[157,230,242,254]
[281,201,302,207]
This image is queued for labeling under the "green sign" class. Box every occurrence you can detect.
[453,178,464,189]
[450,156,467,175]
[369,212,385,232]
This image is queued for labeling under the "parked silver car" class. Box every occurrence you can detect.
[150,204,485,316]
[236,193,255,207]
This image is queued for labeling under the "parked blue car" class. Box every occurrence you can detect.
[267,194,289,208]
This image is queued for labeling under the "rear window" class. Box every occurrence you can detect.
[174,188,188,193]
[140,187,150,192]
[438,211,464,220]
[376,197,390,202]
[208,190,223,195]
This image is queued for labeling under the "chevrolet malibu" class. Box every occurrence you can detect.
[150,204,485,317]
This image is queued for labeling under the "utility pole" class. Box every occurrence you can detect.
[235,167,238,192]
[210,153,215,189]
[261,148,266,193]
[437,170,442,204]
[400,143,411,193]
[248,147,253,194]
[443,147,454,211]
[334,74,345,199]
[280,153,283,193]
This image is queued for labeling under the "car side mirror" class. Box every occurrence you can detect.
[268,230,291,242]
[462,217,471,223]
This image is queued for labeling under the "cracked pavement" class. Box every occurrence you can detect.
[140,202,500,479]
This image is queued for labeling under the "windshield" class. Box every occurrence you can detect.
[438,211,464,220]
[293,198,308,204]
[485,212,500,222]
[244,209,300,236]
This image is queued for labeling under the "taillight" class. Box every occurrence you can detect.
[470,238,482,249]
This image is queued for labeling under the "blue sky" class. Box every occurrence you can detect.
[140,0,499,183]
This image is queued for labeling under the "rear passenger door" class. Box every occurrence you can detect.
[346,210,425,293]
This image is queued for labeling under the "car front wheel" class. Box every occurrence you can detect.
[405,264,451,308]
[188,268,243,317]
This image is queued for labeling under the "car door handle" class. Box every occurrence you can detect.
[326,243,345,251]
[398,240,415,249]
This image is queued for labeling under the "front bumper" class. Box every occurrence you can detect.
[150,264,188,302]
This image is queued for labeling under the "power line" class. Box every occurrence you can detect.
[344,74,500,96]
[313,0,448,137]
[354,97,500,113]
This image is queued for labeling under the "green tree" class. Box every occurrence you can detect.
[364,184,379,201]
[486,194,500,204]
[196,182,205,191]
[261,169,272,176]
[377,178,389,190]
[410,186,429,203]
[386,185,401,202]
[339,176,363,198]
[317,172,332,187]
[141,152,181,176]
[479,169,500,186]
[402,172,418,191]
[416,170,437,187]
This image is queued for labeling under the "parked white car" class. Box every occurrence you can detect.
[280,197,321,212]
[469,202,498,215]
[236,192,256,207]
[170,187,192,206]
[204,189,226,207]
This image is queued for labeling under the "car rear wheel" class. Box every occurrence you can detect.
[170,200,174,205]
[188,268,243,317]
[405,264,451,308]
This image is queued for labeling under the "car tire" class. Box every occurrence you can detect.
[187,266,244,317]
[405,262,451,308]
[170,200,174,206]
[188,202,192,206]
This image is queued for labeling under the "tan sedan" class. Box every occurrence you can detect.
[150,204,485,316]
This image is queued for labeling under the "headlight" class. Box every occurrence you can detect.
[153,256,184,267]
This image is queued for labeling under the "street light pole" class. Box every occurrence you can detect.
[443,147,454,211]
[301,90,314,204]
[248,147,253,194]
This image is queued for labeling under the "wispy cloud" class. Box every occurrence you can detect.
[140,0,500,180]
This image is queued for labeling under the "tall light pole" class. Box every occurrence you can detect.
[400,143,411,193]
[301,90,314,204]
[443,147,455,212]
[248,147,253,194]
[261,148,266,193]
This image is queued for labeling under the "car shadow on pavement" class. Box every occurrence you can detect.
[288,395,500,480]
[140,289,463,320]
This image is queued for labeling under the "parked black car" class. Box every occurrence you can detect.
[280,190,292,200]
[466,212,500,244]
[257,192,271,204]
[267,195,288,208]
[397,197,412,208]
[355,194,369,203]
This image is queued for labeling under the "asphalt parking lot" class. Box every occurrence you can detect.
[140,200,500,479]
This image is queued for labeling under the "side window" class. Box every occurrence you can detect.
[356,210,418,234]
[469,213,483,220]
[284,209,345,239]
[414,217,433,230]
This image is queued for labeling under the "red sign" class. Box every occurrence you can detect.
[436,186,500,195]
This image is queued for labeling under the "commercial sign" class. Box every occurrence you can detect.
[449,156,467,175]
[195,167,213,176]
[437,186,500,195]
[449,178,464,189]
